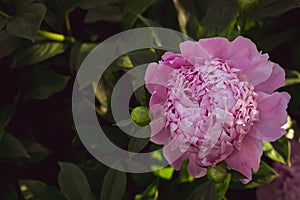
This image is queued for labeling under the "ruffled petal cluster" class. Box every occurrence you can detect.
[145,36,290,183]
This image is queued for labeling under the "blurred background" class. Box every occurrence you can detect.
[0,0,300,199]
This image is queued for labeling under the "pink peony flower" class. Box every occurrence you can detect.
[145,36,290,183]
[256,140,300,200]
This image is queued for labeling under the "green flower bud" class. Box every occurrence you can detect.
[207,163,227,183]
[130,106,151,126]
[238,0,259,14]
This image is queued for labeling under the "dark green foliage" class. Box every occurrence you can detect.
[0,0,299,199]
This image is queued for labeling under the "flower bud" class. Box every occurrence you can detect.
[207,163,227,183]
[130,106,150,126]
[238,0,259,14]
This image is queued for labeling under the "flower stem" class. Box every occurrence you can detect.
[0,10,12,19]
[37,30,65,42]
[64,12,72,36]
[0,9,75,43]
[37,30,76,43]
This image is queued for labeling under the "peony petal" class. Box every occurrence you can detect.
[240,59,273,87]
[188,154,207,178]
[163,140,186,168]
[255,63,286,93]
[150,126,170,145]
[149,85,167,106]
[149,104,168,144]
[199,36,274,86]
[225,135,263,184]
[145,62,173,93]
[228,50,272,86]
[228,37,272,86]
[231,36,259,58]
[249,92,290,142]
[162,52,177,61]
[179,41,210,62]
[171,153,188,170]
[161,52,190,69]
[198,121,223,159]
[198,37,232,59]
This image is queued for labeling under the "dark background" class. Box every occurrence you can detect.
[0,0,300,199]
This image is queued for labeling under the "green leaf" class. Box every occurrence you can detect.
[78,160,107,196]
[100,168,127,200]
[134,86,149,107]
[250,0,300,18]
[122,0,157,29]
[246,161,278,188]
[152,166,174,180]
[201,0,238,36]
[0,16,8,29]
[0,131,30,158]
[0,183,18,200]
[257,29,299,52]
[271,136,291,166]
[229,169,248,182]
[41,0,79,29]
[0,92,19,128]
[58,162,94,200]
[94,69,118,121]
[50,0,79,12]
[178,158,194,183]
[0,31,20,58]
[77,0,107,9]
[19,180,66,200]
[187,14,204,39]
[78,0,122,10]
[113,119,132,127]
[132,173,155,189]
[21,139,52,163]
[134,179,159,200]
[12,42,67,68]
[41,0,75,31]
[25,67,70,100]
[78,125,130,150]
[136,14,162,27]
[9,0,35,9]
[187,181,217,200]
[263,141,285,164]
[128,49,157,66]
[84,4,121,23]
[150,150,164,161]
[286,70,300,87]
[230,161,278,189]
[216,174,231,200]
[217,18,240,41]
[128,137,149,153]
[238,0,259,14]
[7,3,47,41]
[69,43,97,72]
[126,49,156,106]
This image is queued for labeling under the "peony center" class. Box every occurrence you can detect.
[164,60,259,166]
